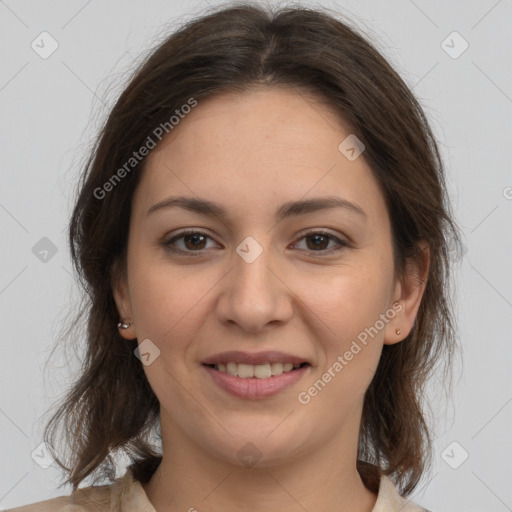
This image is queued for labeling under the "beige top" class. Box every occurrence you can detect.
[6,469,428,511]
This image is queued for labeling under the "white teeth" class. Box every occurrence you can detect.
[270,362,284,376]
[254,363,272,379]
[226,362,237,376]
[214,362,303,378]
[237,363,254,378]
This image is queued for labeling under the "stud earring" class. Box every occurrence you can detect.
[118,322,131,329]
[395,328,401,335]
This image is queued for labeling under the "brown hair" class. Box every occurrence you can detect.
[44,1,461,496]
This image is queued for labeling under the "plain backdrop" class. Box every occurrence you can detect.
[0,0,511,510]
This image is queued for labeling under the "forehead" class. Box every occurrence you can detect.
[134,86,387,226]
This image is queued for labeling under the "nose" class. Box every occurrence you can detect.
[215,240,294,333]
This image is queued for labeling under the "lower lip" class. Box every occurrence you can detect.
[202,364,310,399]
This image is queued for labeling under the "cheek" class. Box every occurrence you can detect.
[296,271,388,420]
[309,264,392,346]
[128,258,223,359]
[300,261,392,395]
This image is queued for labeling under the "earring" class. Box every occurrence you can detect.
[118,322,131,329]
[395,328,401,335]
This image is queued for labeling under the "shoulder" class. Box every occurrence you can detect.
[4,470,139,512]
[4,485,111,512]
[5,495,84,511]
[373,475,430,512]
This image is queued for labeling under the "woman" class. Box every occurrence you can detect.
[9,2,459,511]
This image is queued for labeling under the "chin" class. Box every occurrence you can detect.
[204,426,310,469]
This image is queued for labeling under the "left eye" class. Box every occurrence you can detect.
[294,231,346,253]
[162,230,347,255]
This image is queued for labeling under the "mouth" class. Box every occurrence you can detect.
[201,351,311,399]
[201,350,312,398]
[203,361,310,379]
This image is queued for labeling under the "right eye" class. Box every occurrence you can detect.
[162,230,218,254]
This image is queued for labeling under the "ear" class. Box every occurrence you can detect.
[384,241,430,345]
[112,259,137,340]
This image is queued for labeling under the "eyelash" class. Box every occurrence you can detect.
[161,229,349,257]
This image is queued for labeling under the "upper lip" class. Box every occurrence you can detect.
[202,351,310,366]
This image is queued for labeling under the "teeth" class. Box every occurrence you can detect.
[270,362,284,376]
[254,363,271,379]
[214,362,302,378]
[226,362,237,376]
[237,363,255,378]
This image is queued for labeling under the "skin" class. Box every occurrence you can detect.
[113,86,429,512]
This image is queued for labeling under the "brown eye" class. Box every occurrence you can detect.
[162,229,348,257]
[182,233,208,250]
[305,233,330,250]
[293,230,348,255]
[163,230,216,254]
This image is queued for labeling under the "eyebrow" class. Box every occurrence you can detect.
[146,195,367,221]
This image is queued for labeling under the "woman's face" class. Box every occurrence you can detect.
[114,86,424,467]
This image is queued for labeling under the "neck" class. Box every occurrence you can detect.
[142,415,377,512]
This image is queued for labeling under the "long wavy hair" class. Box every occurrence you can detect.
[43,1,461,496]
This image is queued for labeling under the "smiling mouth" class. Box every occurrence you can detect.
[204,362,310,379]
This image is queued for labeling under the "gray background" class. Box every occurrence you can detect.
[0,0,511,510]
